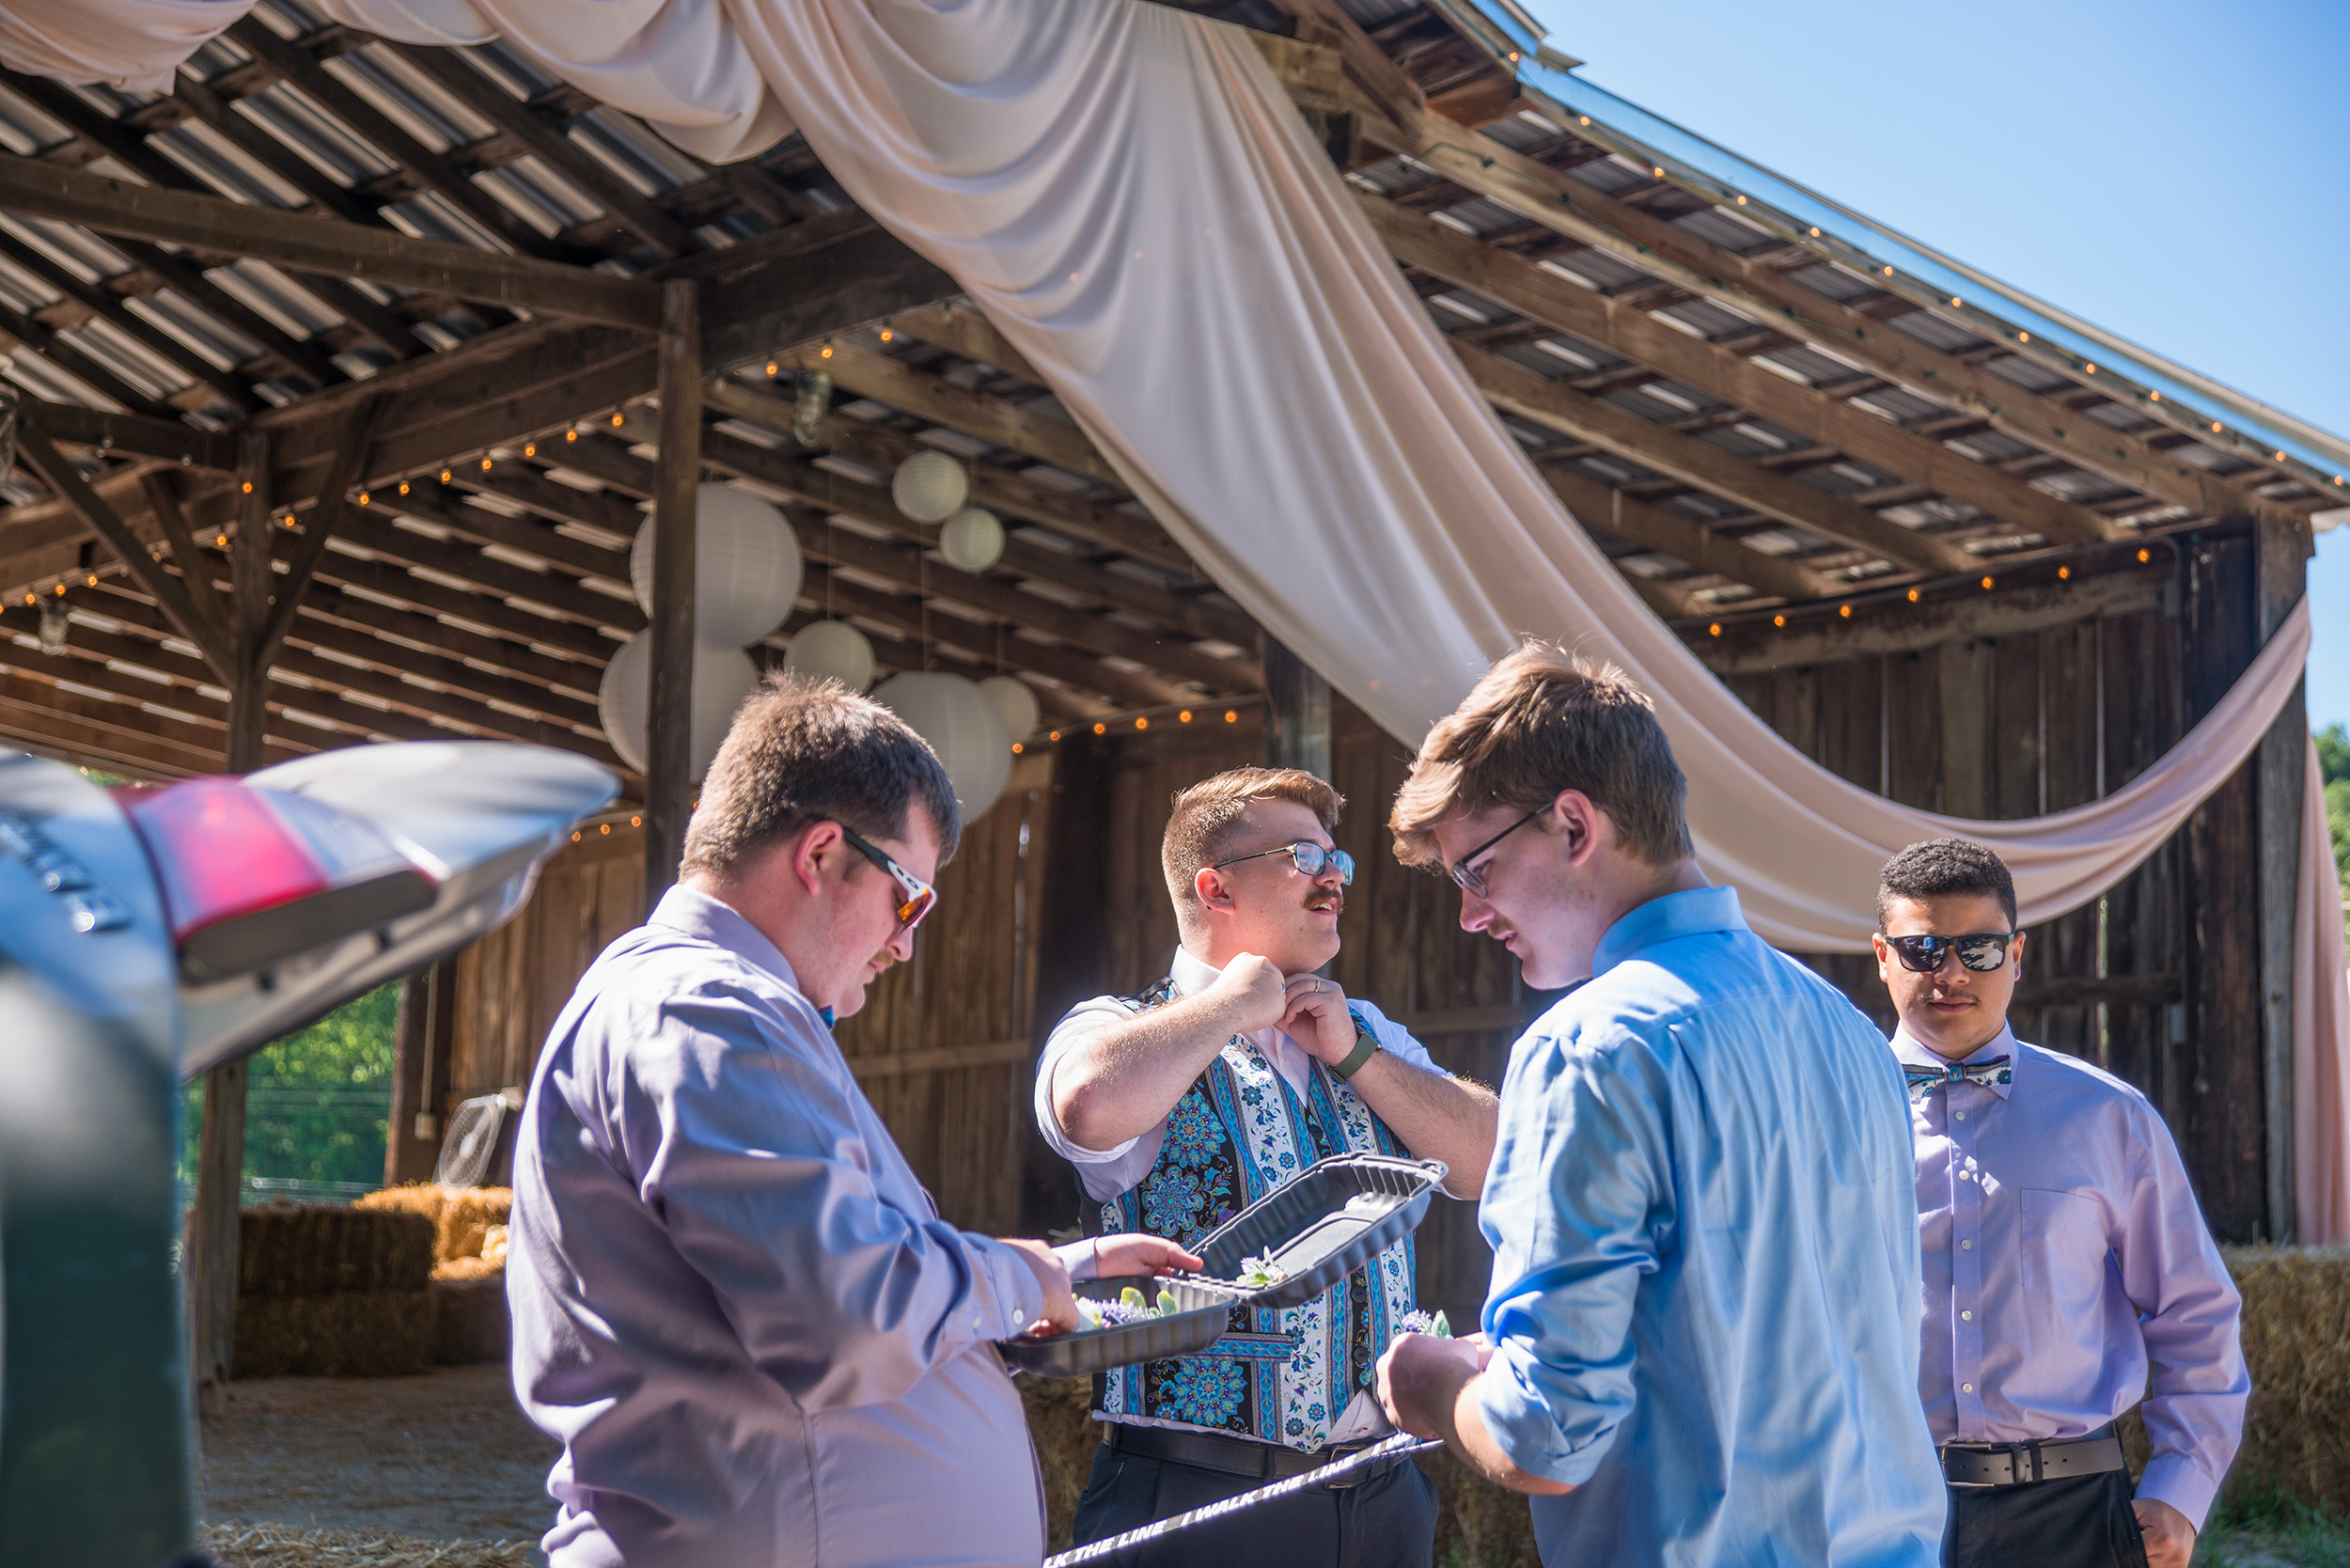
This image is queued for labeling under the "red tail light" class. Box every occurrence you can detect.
[119,777,436,981]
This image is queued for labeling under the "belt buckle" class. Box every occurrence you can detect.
[1943,1445,2014,1490]
[1323,1441,1371,1491]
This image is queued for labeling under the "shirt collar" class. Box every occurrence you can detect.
[1168,944,1225,997]
[1590,886,1747,978]
[650,885,804,997]
[1890,1022,2019,1098]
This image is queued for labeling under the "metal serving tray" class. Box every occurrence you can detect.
[1191,1152,1449,1310]
[995,1276,1246,1379]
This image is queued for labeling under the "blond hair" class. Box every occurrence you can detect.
[1162,767,1342,931]
[1389,640,1691,869]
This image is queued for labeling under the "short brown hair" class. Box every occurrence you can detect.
[1162,767,1342,924]
[1390,640,1691,869]
[1877,838,2016,930]
[679,673,962,881]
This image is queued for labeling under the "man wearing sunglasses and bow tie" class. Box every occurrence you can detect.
[1874,838,2246,1568]
[1038,766,1497,1568]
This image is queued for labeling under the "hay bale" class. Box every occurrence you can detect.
[2216,1245,2350,1512]
[429,1257,510,1366]
[1018,1374,1097,1553]
[238,1205,434,1299]
[357,1184,513,1264]
[232,1290,434,1379]
[198,1521,532,1567]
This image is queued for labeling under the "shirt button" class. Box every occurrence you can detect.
[1961,1309,1973,1321]
[1961,1240,1973,1250]
[974,1315,984,1333]
[1954,1111,1966,1121]
[1962,1383,1974,1394]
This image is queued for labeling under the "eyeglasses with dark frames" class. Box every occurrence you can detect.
[1210,839,1355,886]
[833,823,937,933]
[1445,808,1543,896]
[1882,932,2016,975]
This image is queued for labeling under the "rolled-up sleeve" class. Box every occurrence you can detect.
[1472,1030,1668,1487]
[2118,1108,2248,1529]
[613,983,1042,1413]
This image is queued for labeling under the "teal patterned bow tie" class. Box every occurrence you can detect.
[1904,1056,2011,1099]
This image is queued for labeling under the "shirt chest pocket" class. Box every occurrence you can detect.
[2018,1188,2108,1308]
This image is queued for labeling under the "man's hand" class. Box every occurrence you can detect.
[1091,1234,1204,1279]
[997,1236,1077,1336]
[1204,951,1288,1035]
[2133,1497,2195,1568]
[1278,974,1358,1065]
[1376,1330,1488,1437]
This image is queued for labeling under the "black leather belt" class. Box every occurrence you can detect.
[1106,1422,1392,1489]
[1939,1429,2127,1489]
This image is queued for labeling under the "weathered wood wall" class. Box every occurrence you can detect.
[1704,537,2277,1240]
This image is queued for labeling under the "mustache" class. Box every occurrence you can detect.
[1304,888,1344,913]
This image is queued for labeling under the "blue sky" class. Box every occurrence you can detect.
[1523,0,2350,736]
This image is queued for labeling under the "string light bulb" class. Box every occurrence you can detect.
[85,574,95,587]
[1772,613,1785,628]
[1010,742,1024,754]
[1224,710,1238,724]
[399,481,410,494]
[2017,331,2029,343]
[611,412,624,426]
[2149,391,2160,402]
[1881,264,1894,276]
[1092,722,1106,735]
[241,480,253,494]
[565,429,578,443]
[1808,227,1821,236]
[480,457,493,472]
[765,360,779,376]
[1734,195,1747,205]
[214,533,227,548]
[1048,730,1061,742]
[524,443,537,458]
[440,468,453,483]
[820,341,835,360]
[2276,450,2288,463]
[2211,423,2223,433]
[878,325,894,343]
[1907,588,1920,603]
[631,816,641,827]
[1578,116,1590,126]
[2138,548,2152,562]
[2085,363,2097,374]
[1981,575,1995,590]
[1179,710,1193,722]
[357,492,370,506]
[1707,622,1721,636]
[2058,566,2071,580]
[1651,166,1664,179]
[599,823,611,836]
[1839,604,1852,618]
[1135,716,1149,729]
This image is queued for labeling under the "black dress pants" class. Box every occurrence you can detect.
[1944,1468,2152,1568]
[1070,1441,1439,1568]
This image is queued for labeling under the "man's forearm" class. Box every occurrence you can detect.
[1349,1054,1497,1197]
[1429,1367,1573,1497]
[1050,992,1246,1150]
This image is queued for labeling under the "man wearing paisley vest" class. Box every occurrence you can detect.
[1037,767,1498,1568]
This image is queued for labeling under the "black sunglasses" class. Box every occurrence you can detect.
[1211,839,1355,886]
[1445,808,1542,896]
[833,823,937,933]
[1883,932,2016,975]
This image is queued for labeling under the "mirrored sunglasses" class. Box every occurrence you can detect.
[1884,932,2015,975]
[837,823,937,932]
[1211,839,1355,886]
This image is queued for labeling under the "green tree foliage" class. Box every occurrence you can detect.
[2322,723,2350,886]
[178,983,400,1204]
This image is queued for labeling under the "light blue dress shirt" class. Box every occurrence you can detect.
[508,886,1059,1568]
[1473,886,1946,1568]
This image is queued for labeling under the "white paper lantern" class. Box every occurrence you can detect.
[597,634,761,779]
[937,506,1005,572]
[872,671,1010,822]
[784,619,877,693]
[891,449,968,524]
[629,481,804,646]
[978,674,1040,742]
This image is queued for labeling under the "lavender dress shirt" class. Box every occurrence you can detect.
[509,886,1077,1568]
[1895,1026,2248,1528]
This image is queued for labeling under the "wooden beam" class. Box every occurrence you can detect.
[256,397,384,668]
[1337,97,2296,529]
[783,342,1123,487]
[1454,340,1978,574]
[137,471,236,655]
[26,401,235,470]
[1261,635,1331,776]
[331,506,643,633]
[11,419,241,675]
[0,664,306,777]
[894,303,1042,383]
[1363,195,2123,548]
[0,235,258,416]
[1542,463,1837,604]
[0,152,662,330]
[646,280,700,912]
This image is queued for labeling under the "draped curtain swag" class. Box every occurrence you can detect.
[6,0,2342,1240]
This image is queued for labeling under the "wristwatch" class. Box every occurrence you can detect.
[1332,1012,1382,1081]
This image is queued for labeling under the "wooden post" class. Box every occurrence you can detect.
[1261,635,1332,779]
[2254,512,2311,1242]
[383,964,451,1188]
[189,430,275,1413]
[645,278,701,914]
[1022,729,1114,1235]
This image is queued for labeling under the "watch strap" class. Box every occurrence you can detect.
[1331,1019,1381,1081]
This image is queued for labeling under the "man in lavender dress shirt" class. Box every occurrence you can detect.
[1875,839,2248,1568]
[507,677,1196,1568]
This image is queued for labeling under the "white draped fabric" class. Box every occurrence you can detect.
[7,0,2344,1239]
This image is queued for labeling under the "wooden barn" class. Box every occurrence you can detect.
[0,0,2335,1370]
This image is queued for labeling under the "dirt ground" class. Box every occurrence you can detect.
[200,1366,561,1559]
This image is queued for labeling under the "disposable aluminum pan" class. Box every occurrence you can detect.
[995,1276,1246,1378]
[1191,1153,1449,1310]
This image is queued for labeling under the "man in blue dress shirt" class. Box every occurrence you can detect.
[1873,839,2246,1568]
[1375,640,1946,1567]
[507,677,1195,1568]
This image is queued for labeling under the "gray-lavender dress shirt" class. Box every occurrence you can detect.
[509,886,1057,1567]
[1896,1025,2248,1527]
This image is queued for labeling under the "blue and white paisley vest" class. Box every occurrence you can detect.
[1095,977,1418,1451]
